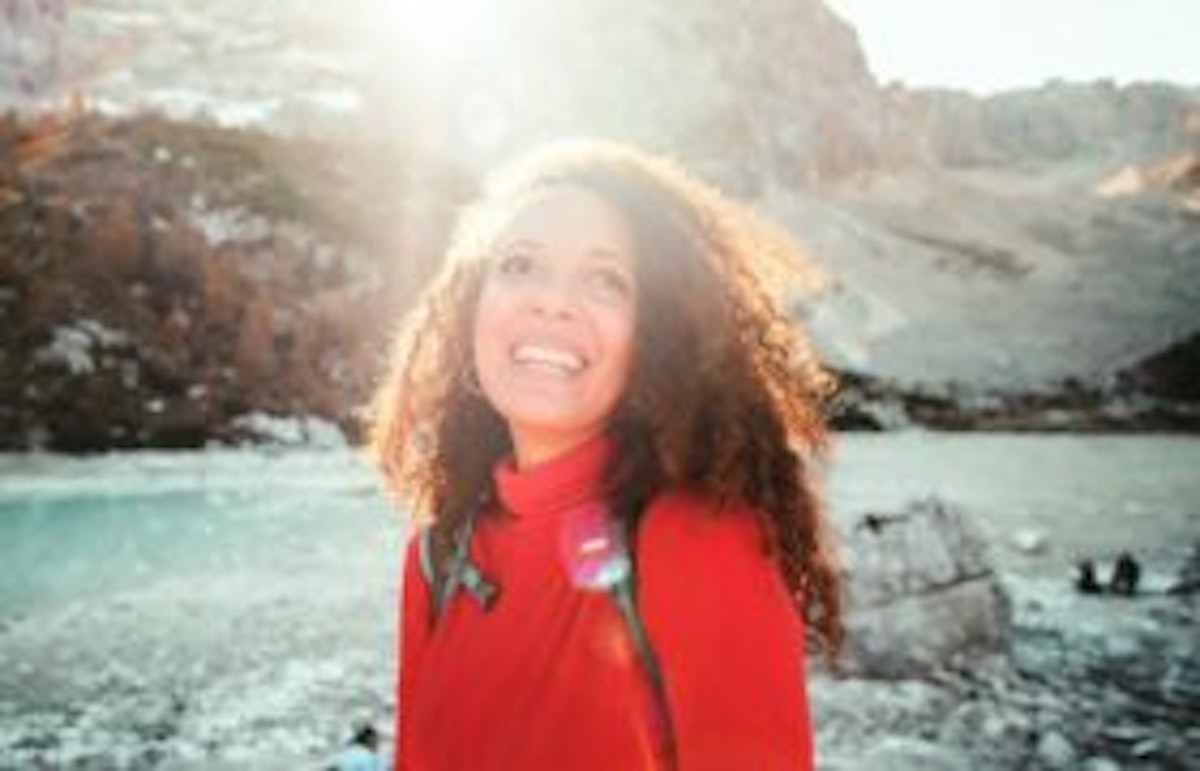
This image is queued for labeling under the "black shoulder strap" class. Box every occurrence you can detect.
[418,504,499,622]
[611,515,677,770]
[417,526,436,586]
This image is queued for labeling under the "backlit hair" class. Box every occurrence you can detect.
[368,140,842,654]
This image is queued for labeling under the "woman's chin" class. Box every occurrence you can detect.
[503,419,607,466]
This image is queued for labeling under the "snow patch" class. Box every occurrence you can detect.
[34,320,130,376]
[300,88,363,115]
[231,413,347,448]
[135,87,282,129]
[1094,165,1145,198]
[807,281,908,371]
[189,201,272,246]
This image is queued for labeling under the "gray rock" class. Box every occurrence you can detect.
[855,737,964,771]
[939,700,1035,770]
[1035,729,1076,768]
[838,497,1012,678]
[1012,528,1049,555]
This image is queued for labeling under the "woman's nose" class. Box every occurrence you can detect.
[528,270,578,319]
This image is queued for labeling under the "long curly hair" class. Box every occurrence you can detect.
[367,140,842,655]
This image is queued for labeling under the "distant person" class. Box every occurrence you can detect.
[1110,551,1141,596]
[1075,559,1102,594]
[368,141,841,770]
[331,723,387,771]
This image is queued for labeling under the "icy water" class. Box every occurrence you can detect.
[0,448,399,619]
[0,434,1197,768]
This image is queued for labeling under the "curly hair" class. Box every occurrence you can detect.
[367,140,842,655]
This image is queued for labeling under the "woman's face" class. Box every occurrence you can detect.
[473,186,638,469]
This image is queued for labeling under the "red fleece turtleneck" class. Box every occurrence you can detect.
[395,435,813,771]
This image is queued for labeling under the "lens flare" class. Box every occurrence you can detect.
[558,501,630,591]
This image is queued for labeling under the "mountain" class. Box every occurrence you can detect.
[1,0,1197,448]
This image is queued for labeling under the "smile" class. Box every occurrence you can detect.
[511,343,587,374]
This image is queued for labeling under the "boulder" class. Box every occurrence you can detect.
[1036,729,1078,769]
[838,497,1012,678]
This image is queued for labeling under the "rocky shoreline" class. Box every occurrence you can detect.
[5,573,1194,769]
[1,455,1196,769]
[829,368,1200,433]
[816,583,1199,771]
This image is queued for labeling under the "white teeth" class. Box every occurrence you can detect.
[512,344,585,373]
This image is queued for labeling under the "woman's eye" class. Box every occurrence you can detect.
[496,252,534,276]
[588,267,633,300]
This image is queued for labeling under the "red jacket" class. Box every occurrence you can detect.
[395,436,813,770]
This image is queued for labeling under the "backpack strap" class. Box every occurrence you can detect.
[418,505,499,621]
[609,554,676,763]
[611,517,677,770]
[417,527,435,585]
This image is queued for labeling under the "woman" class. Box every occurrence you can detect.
[369,141,841,770]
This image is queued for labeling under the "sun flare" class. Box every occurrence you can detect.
[368,0,495,80]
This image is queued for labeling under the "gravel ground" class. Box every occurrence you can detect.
[1,436,1197,769]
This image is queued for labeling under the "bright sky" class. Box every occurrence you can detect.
[824,0,1200,94]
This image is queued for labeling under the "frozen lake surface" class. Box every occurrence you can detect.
[0,433,1197,768]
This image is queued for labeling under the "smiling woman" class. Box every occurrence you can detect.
[474,186,638,468]
[367,140,841,771]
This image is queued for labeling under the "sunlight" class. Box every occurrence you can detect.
[348,0,514,157]
[368,0,495,81]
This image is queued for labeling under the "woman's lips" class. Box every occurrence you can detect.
[510,342,587,374]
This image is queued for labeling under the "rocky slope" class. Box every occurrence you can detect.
[0,111,472,449]
[897,81,1199,168]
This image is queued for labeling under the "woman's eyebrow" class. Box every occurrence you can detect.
[584,246,631,263]
[497,237,542,252]
[496,236,629,264]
